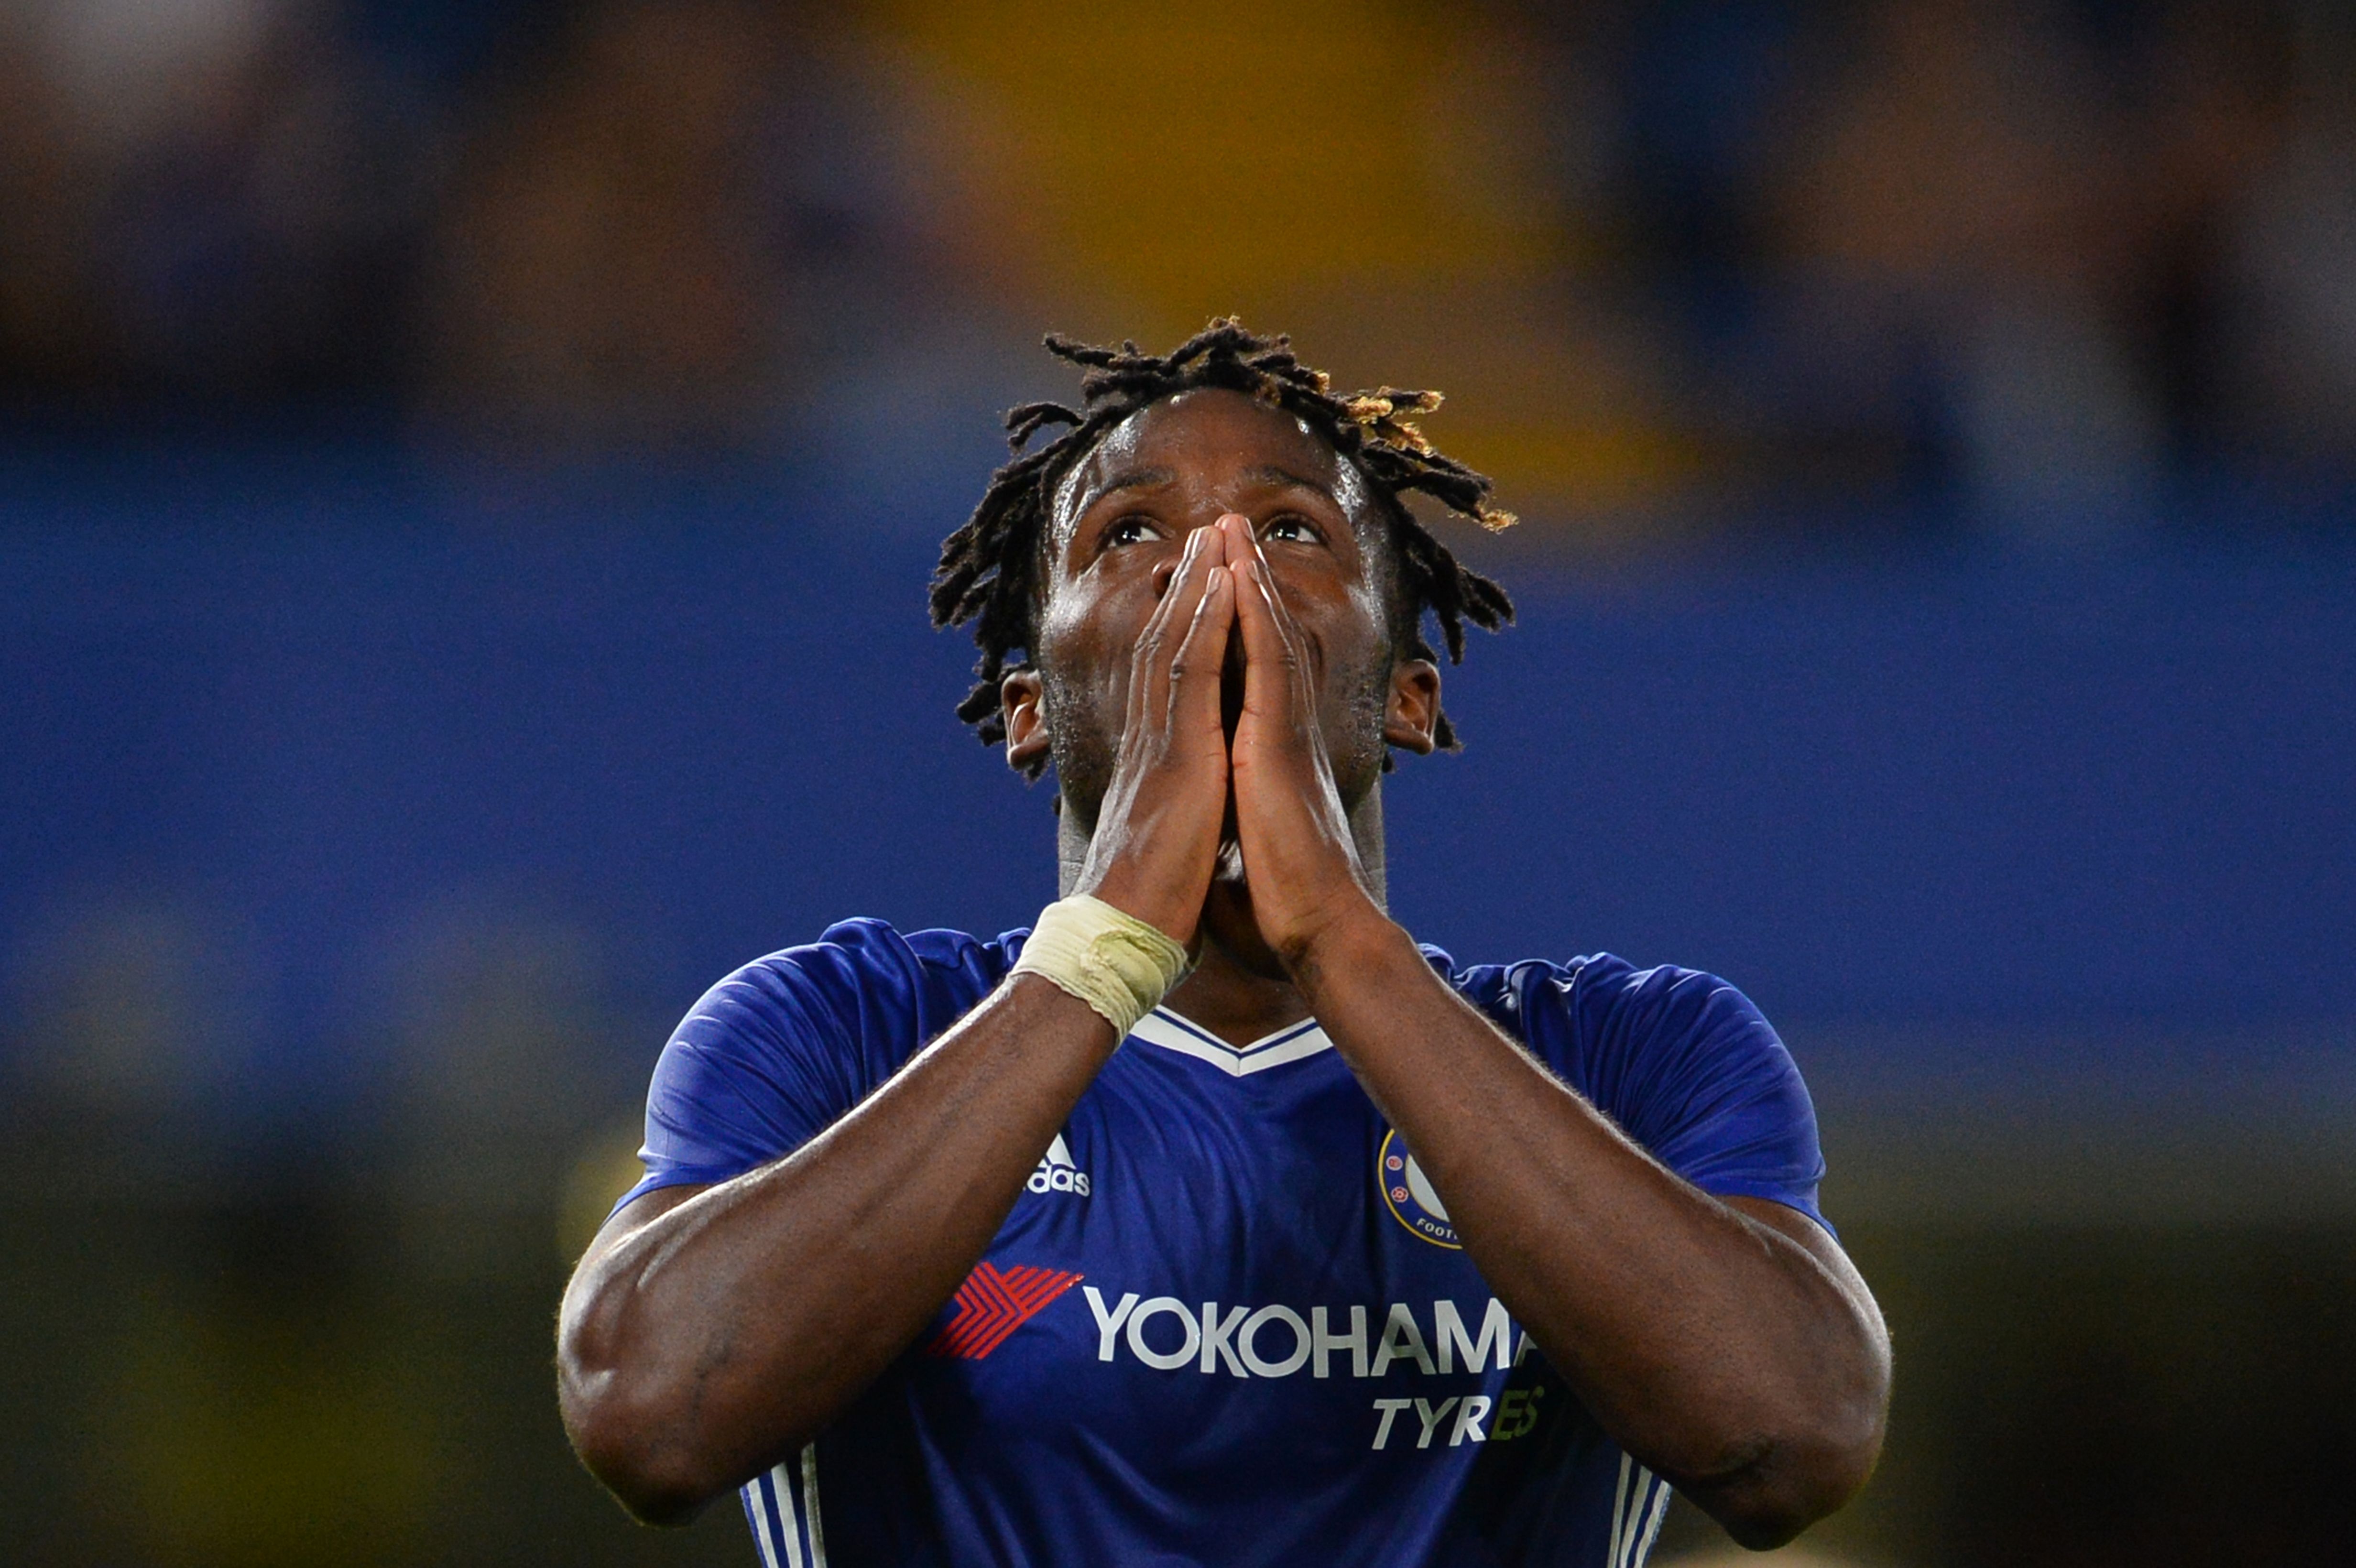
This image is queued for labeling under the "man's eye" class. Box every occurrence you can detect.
[1262,515,1319,544]
[1103,516,1154,547]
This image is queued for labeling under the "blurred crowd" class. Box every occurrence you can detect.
[2,0,2352,524]
[7,10,2351,1564]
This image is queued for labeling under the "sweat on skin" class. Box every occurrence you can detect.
[555,385,1891,1554]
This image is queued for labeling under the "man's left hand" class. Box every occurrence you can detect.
[1217,513,1385,967]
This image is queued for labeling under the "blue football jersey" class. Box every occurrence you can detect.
[623,919,1829,1568]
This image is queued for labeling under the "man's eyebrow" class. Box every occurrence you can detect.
[1240,464,1341,501]
[1071,465,1175,512]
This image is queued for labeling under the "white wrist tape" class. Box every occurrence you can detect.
[1012,894,1190,1039]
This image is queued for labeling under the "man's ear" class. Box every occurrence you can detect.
[1002,668,1052,773]
[1383,659,1441,755]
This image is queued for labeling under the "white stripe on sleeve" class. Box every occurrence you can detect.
[1606,1452,1633,1568]
[743,1478,782,1568]
[1615,1464,1659,1568]
[781,1463,810,1568]
[1630,1475,1673,1568]
[800,1445,829,1568]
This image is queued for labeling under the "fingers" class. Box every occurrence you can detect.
[1220,516,1315,726]
[1210,517,1372,958]
[1126,524,1221,740]
[1082,526,1237,945]
[1166,551,1233,738]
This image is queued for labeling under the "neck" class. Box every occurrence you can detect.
[1057,782,1389,1049]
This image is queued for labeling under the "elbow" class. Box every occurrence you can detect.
[1712,1454,1875,1552]
[560,1372,718,1527]
[1724,1412,1885,1544]
[556,1297,728,1526]
[1702,1389,1889,1551]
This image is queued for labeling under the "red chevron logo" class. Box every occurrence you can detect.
[924,1261,1084,1360]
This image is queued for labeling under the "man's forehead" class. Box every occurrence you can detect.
[1052,390,1375,532]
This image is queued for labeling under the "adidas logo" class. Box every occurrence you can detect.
[1026,1132,1091,1197]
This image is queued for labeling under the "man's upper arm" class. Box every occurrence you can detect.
[617,921,1011,1215]
[582,1181,707,1270]
[1722,1195,1875,1318]
[618,955,861,1213]
[1479,954,1833,1234]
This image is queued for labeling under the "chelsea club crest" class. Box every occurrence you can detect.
[1377,1127,1461,1249]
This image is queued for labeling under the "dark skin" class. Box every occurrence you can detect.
[556,390,1891,1547]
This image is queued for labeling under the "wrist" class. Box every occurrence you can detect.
[1014,894,1193,1038]
[1074,855,1203,949]
[1280,898,1414,994]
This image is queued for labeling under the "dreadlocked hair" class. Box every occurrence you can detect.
[930,318,1516,778]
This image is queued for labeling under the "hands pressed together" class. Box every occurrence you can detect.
[560,398,1887,1546]
[1075,513,1381,968]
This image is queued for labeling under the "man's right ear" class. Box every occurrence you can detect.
[1002,669,1051,773]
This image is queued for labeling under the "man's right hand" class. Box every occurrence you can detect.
[558,534,1241,1521]
[1070,523,1235,948]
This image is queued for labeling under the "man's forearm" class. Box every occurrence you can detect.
[557,975,1116,1522]
[562,523,1241,1523]
[1291,912,1888,1546]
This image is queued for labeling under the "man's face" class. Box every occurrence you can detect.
[1007,387,1434,828]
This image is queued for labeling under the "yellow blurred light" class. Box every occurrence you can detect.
[878,0,1691,513]
[558,1122,651,1262]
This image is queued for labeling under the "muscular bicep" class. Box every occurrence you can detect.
[1722,1196,1888,1364]
[577,1182,709,1273]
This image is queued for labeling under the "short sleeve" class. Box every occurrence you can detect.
[615,919,1014,1213]
[1448,951,1831,1235]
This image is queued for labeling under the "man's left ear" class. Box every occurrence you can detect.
[1002,668,1053,773]
[1383,659,1441,755]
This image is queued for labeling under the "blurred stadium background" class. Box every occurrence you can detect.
[2,1,2351,1564]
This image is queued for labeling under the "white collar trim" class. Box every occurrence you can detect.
[1127,1008,1333,1077]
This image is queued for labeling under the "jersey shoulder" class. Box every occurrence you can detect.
[1427,945,1831,1230]
[623,919,1023,1207]
[679,917,1019,1079]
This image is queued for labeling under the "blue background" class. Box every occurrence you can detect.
[8,450,2349,1137]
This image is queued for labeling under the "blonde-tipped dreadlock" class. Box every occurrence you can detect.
[931,319,1515,777]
